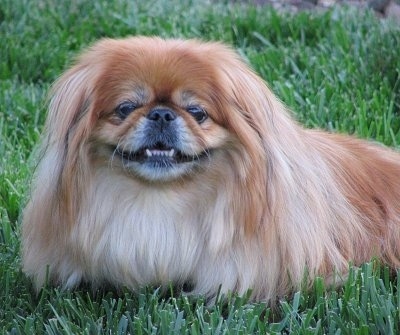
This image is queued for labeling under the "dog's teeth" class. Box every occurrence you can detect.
[146,149,175,157]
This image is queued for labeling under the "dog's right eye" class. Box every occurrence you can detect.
[116,101,137,119]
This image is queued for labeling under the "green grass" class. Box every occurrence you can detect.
[1,0,400,333]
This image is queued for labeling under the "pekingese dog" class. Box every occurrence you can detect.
[22,36,400,302]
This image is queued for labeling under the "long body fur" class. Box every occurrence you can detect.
[22,37,400,302]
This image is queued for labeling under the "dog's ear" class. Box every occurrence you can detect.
[43,59,99,227]
[46,62,96,146]
[209,44,305,237]
[23,42,115,286]
[205,48,276,236]
[22,60,99,287]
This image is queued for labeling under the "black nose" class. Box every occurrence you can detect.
[146,108,177,122]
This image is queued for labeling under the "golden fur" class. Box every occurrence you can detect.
[22,36,400,302]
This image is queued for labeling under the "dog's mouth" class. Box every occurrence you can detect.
[113,144,209,165]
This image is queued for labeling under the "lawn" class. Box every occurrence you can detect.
[1,0,400,333]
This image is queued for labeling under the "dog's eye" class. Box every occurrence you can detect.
[186,106,208,124]
[116,101,137,119]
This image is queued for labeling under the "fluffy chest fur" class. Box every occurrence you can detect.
[70,169,242,292]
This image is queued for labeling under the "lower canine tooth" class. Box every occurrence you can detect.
[145,149,152,157]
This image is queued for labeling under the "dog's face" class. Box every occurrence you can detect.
[45,36,270,234]
[77,38,240,182]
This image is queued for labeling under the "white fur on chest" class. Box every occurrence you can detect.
[71,169,235,290]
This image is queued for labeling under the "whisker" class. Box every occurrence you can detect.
[109,139,124,170]
[121,142,133,172]
[196,139,212,168]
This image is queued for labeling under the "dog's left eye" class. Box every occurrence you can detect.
[116,101,137,119]
[187,106,208,124]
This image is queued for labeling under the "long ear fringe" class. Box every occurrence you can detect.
[215,51,305,237]
[55,67,97,227]
[40,64,96,227]
[215,50,361,289]
[22,63,97,287]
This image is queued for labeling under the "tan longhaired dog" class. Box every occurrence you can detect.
[22,36,400,302]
